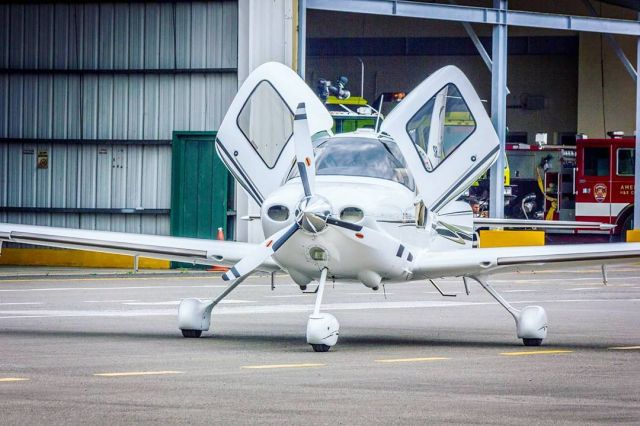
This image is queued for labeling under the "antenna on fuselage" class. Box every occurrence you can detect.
[374,94,384,134]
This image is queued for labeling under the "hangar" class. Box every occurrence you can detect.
[1,0,639,267]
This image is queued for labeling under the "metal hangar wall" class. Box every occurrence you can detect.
[0,1,238,237]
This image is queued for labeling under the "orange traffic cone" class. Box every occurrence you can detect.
[209,227,229,272]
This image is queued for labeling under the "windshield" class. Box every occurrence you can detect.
[287,136,415,190]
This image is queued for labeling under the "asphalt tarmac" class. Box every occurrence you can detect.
[0,266,639,424]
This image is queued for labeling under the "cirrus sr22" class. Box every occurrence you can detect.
[2,62,639,352]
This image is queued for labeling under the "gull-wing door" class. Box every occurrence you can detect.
[216,62,333,206]
[381,66,499,213]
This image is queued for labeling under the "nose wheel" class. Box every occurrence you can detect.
[306,268,340,351]
[181,329,203,338]
[311,344,331,352]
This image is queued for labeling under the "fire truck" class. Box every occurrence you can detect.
[504,136,635,238]
[574,136,635,234]
[504,142,576,222]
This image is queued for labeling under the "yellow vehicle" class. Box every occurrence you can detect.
[325,95,379,133]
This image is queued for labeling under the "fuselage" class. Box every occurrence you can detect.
[256,132,475,287]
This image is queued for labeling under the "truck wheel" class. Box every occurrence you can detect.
[620,214,633,241]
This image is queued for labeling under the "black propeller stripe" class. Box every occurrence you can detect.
[230,266,241,278]
[294,113,307,120]
[297,162,312,197]
[325,217,362,232]
[222,265,241,282]
[272,224,300,251]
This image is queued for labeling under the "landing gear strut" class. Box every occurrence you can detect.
[177,275,248,338]
[306,268,339,352]
[469,275,548,346]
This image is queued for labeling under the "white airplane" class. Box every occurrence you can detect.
[1,63,639,352]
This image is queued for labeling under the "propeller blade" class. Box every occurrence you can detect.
[293,102,316,198]
[325,217,363,232]
[222,223,299,282]
[328,218,403,254]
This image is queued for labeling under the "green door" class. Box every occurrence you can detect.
[171,131,234,242]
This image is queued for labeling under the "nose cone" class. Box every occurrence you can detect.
[296,195,332,233]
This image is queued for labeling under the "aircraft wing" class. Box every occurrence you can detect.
[412,243,640,279]
[0,223,279,270]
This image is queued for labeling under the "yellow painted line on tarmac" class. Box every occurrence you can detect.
[0,377,29,382]
[375,357,449,363]
[608,346,640,350]
[242,363,325,370]
[500,350,573,356]
[93,371,183,377]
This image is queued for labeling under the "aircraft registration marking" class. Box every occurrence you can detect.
[242,363,325,369]
[375,357,449,363]
[500,350,573,356]
[0,378,29,382]
[93,371,183,377]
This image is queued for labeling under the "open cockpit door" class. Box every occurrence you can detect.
[381,66,499,213]
[216,62,333,206]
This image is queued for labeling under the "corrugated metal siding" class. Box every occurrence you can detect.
[0,2,238,70]
[0,1,238,235]
[0,73,237,139]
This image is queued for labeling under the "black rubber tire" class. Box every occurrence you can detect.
[620,214,633,241]
[523,338,543,347]
[182,329,203,338]
[311,344,331,352]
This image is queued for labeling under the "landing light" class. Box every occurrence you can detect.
[340,207,364,223]
[267,205,289,222]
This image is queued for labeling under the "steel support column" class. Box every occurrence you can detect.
[634,13,640,230]
[297,0,307,79]
[490,0,508,219]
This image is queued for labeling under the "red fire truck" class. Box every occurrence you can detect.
[503,136,635,239]
[574,136,635,234]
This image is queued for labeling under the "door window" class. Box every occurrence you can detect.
[583,147,610,176]
[237,81,293,168]
[405,84,476,172]
[616,148,635,176]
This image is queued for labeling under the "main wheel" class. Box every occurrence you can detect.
[311,344,331,352]
[182,329,202,338]
[523,338,543,347]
